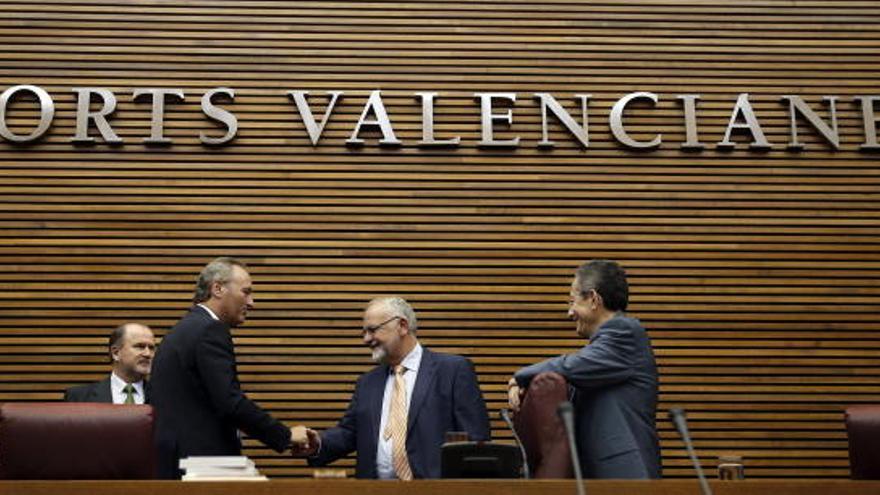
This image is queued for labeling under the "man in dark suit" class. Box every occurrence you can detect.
[292,297,491,479]
[508,260,661,479]
[150,257,306,479]
[64,322,155,404]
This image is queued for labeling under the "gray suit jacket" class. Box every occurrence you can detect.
[514,314,661,479]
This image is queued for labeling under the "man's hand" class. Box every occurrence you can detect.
[507,377,525,413]
[290,426,320,457]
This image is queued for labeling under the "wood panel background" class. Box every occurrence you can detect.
[0,0,878,479]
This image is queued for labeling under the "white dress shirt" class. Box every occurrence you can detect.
[110,371,146,405]
[376,343,423,479]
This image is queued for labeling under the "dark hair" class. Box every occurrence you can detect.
[193,257,248,303]
[575,259,629,312]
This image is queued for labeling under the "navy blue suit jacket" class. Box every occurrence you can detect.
[150,306,291,479]
[514,314,661,479]
[309,347,491,478]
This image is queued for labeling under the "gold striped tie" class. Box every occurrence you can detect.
[383,364,413,480]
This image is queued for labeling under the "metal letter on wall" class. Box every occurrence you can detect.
[71,88,122,144]
[854,96,880,151]
[534,93,590,149]
[0,84,54,143]
[475,93,520,148]
[201,87,238,146]
[780,95,839,150]
[288,90,343,146]
[717,93,771,149]
[676,94,705,150]
[133,88,184,145]
[347,90,401,146]
[416,92,460,148]
[609,92,662,149]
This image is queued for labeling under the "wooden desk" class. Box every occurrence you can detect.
[3,480,880,495]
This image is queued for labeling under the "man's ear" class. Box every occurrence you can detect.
[398,317,410,336]
[110,345,121,362]
[211,281,225,299]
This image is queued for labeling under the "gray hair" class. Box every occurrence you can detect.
[368,296,418,334]
[193,257,248,303]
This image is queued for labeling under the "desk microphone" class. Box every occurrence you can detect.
[499,409,530,479]
[557,401,586,495]
[669,408,713,495]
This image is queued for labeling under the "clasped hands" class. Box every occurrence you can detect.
[289,425,320,456]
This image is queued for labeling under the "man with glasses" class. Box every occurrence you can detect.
[507,259,661,479]
[293,296,490,479]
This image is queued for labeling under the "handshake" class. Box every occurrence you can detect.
[289,426,321,457]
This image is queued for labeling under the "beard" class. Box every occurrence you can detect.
[371,345,388,363]
[370,332,400,364]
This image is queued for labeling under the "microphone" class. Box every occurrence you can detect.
[557,401,586,495]
[669,408,713,495]
[499,408,530,479]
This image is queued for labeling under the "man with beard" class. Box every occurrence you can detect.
[507,259,661,479]
[65,322,155,404]
[150,257,307,479]
[292,296,490,479]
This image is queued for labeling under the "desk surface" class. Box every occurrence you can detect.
[4,479,880,495]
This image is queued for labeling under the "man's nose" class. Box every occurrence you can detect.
[567,308,576,320]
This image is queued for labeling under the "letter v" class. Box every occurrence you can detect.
[287,90,343,145]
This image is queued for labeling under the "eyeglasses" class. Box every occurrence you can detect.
[570,288,598,304]
[362,315,401,335]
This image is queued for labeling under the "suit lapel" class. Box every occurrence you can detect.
[95,376,113,403]
[407,348,436,433]
[366,366,389,448]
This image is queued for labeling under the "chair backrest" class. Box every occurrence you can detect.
[513,371,573,478]
[846,405,880,480]
[0,402,156,479]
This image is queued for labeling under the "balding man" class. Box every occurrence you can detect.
[293,297,491,479]
[65,322,156,404]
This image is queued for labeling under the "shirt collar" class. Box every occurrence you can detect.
[198,303,220,321]
[397,342,423,373]
[110,371,144,397]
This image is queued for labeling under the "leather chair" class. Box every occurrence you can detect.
[845,405,880,479]
[513,371,573,478]
[0,402,156,479]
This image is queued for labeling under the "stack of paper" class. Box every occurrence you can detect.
[180,456,268,481]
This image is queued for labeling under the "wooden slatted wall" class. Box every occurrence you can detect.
[0,0,878,479]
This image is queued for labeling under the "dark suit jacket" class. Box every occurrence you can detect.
[64,376,151,404]
[514,314,661,479]
[150,306,291,479]
[309,347,491,478]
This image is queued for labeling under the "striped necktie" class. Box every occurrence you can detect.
[383,364,413,480]
[123,383,136,404]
